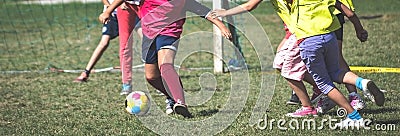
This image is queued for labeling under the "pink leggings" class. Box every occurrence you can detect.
[116,4,139,84]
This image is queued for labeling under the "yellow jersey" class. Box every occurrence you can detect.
[270,0,294,32]
[289,0,341,39]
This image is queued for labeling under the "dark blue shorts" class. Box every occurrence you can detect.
[142,35,179,64]
[299,32,340,94]
[102,15,119,39]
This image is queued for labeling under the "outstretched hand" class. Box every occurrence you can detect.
[210,9,227,19]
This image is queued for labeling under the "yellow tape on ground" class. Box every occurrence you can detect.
[350,66,400,73]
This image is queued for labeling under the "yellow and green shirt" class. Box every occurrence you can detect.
[270,0,294,32]
[289,0,341,39]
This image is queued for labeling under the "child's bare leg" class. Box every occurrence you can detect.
[326,88,354,113]
[144,63,170,97]
[286,78,312,107]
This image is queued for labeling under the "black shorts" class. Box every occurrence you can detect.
[142,35,179,64]
[334,13,345,41]
[102,15,119,39]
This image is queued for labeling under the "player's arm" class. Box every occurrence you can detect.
[335,0,368,42]
[211,0,263,18]
[184,0,232,39]
[206,16,232,40]
[102,0,111,7]
[99,0,124,24]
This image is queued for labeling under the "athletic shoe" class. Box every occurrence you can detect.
[336,118,365,129]
[165,98,175,115]
[73,72,88,82]
[286,93,301,105]
[361,79,384,106]
[315,96,336,114]
[173,103,193,118]
[286,106,318,117]
[120,84,132,95]
[228,59,247,71]
[310,88,323,104]
[349,92,366,110]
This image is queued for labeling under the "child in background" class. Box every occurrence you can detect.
[74,0,119,83]
[116,0,140,95]
[331,0,367,111]
[75,0,141,96]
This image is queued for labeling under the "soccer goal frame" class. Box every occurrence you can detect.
[213,0,242,73]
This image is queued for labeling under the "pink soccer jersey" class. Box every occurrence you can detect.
[140,0,211,39]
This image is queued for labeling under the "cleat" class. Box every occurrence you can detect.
[120,84,132,95]
[316,96,336,114]
[165,98,175,115]
[286,93,301,105]
[361,79,384,106]
[286,106,318,117]
[349,92,366,110]
[310,87,323,104]
[173,103,193,118]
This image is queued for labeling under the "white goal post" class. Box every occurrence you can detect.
[213,0,224,73]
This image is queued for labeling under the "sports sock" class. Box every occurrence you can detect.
[355,77,364,90]
[146,76,170,97]
[84,69,91,77]
[160,63,185,105]
[347,110,362,120]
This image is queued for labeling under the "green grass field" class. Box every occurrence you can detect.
[1,0,399,135]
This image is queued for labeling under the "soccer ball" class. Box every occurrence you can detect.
[125,91,150,115]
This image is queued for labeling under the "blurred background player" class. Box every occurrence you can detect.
[116,0,140,95]
[74,0,119,83]
[74,0,141,96]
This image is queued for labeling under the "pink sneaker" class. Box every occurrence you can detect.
[349,92,366,110]
[286,106,318,117]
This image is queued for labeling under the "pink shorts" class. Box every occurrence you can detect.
[273,34,307,81]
